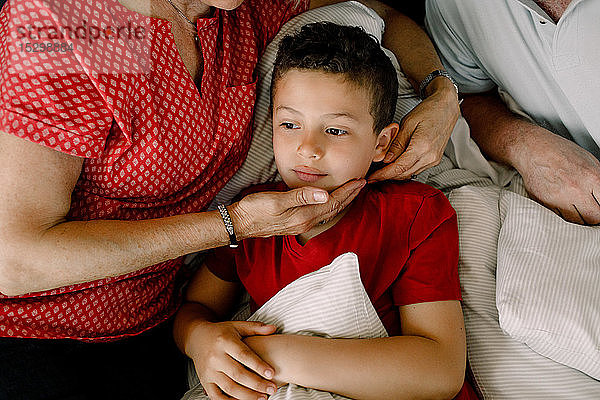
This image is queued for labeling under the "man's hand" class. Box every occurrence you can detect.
[369,78,459,182]
[517,134,600,225]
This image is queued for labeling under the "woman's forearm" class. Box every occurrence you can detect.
[245,334,464,400]
[0,210,231,296]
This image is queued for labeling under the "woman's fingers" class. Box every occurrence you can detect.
[279,186,330,208]
[280,179,365,211]
[232,179,366,238]
[316,179,365,221]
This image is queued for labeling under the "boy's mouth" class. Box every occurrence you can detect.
[293,166,328,183]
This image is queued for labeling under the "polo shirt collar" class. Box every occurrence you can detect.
[512,0,586,21]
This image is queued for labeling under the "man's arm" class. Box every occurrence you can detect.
[461,91,600,225]
[310,0,460,181]
[246,300,466,400]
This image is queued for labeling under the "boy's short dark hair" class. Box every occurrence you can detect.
[271,22,399,133]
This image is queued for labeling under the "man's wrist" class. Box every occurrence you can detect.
[424,75,459,100]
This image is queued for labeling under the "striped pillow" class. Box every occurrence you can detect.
[496,191,600,380]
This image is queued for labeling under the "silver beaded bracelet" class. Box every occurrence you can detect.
[418,69,459,99]
[217,204,238,248]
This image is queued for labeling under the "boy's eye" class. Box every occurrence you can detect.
[325,127,348,136]
[280,122,300,130]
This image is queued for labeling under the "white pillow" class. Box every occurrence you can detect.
[496,191,600,380]
[183,252,387,400]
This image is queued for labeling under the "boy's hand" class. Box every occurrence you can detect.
[230,179,365,239]
[188,320,278,400]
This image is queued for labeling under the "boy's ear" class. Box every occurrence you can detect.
[372,122,399,162]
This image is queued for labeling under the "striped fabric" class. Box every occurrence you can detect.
[184,253,387,400]
[450,186,600,399]
[496,191,600,381]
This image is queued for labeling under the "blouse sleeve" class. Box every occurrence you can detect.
[392,192,462,306]
[0,0,113,158]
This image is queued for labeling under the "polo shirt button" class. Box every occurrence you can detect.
[540,20,547,24]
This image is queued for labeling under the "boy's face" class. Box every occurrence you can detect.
[272,70,397,192]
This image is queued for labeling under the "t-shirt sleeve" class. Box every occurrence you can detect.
[0,1,113,158]
[424,0,496,94]
[248,0,309,52]
[392,192,461,306]
[205,246,240,283]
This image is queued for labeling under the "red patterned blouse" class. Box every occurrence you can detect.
[0,0,308,341]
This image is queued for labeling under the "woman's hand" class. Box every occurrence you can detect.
[188,320,279,400]
[369,78,459,182]
[230,179,365,239]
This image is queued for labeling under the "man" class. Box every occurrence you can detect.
[425,0,600,225]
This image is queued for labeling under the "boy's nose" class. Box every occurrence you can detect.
[297,132,324,160]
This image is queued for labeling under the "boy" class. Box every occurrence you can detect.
[174,22,476,400]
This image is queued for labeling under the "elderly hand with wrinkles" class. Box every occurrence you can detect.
[514,132,600,225]
[368,75,460,182]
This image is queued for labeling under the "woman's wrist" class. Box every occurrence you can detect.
[228,201,253,241]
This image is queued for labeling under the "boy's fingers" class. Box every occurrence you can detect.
[215,372,267,400]
[226,340,275,380]
[233,321,277,337]
[221,356,277,397]
[204,382,233,400]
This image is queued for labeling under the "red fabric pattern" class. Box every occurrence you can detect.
[0,0,308,341]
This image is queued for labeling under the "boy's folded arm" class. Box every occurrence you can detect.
[244,299,466,400]
[173,265,279,400]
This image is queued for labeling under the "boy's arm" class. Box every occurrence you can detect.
[173,264,279,400]
[310,0,460,181]
[245,299,466,400]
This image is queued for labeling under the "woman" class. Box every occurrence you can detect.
[0,0,459,398]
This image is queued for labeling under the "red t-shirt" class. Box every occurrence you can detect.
[0,0,308,340]
[207,181,462,335]
[207,181,477,399]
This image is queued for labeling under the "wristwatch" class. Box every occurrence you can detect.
[418,69,459,99]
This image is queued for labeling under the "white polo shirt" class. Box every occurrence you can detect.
[425,0,600,159]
